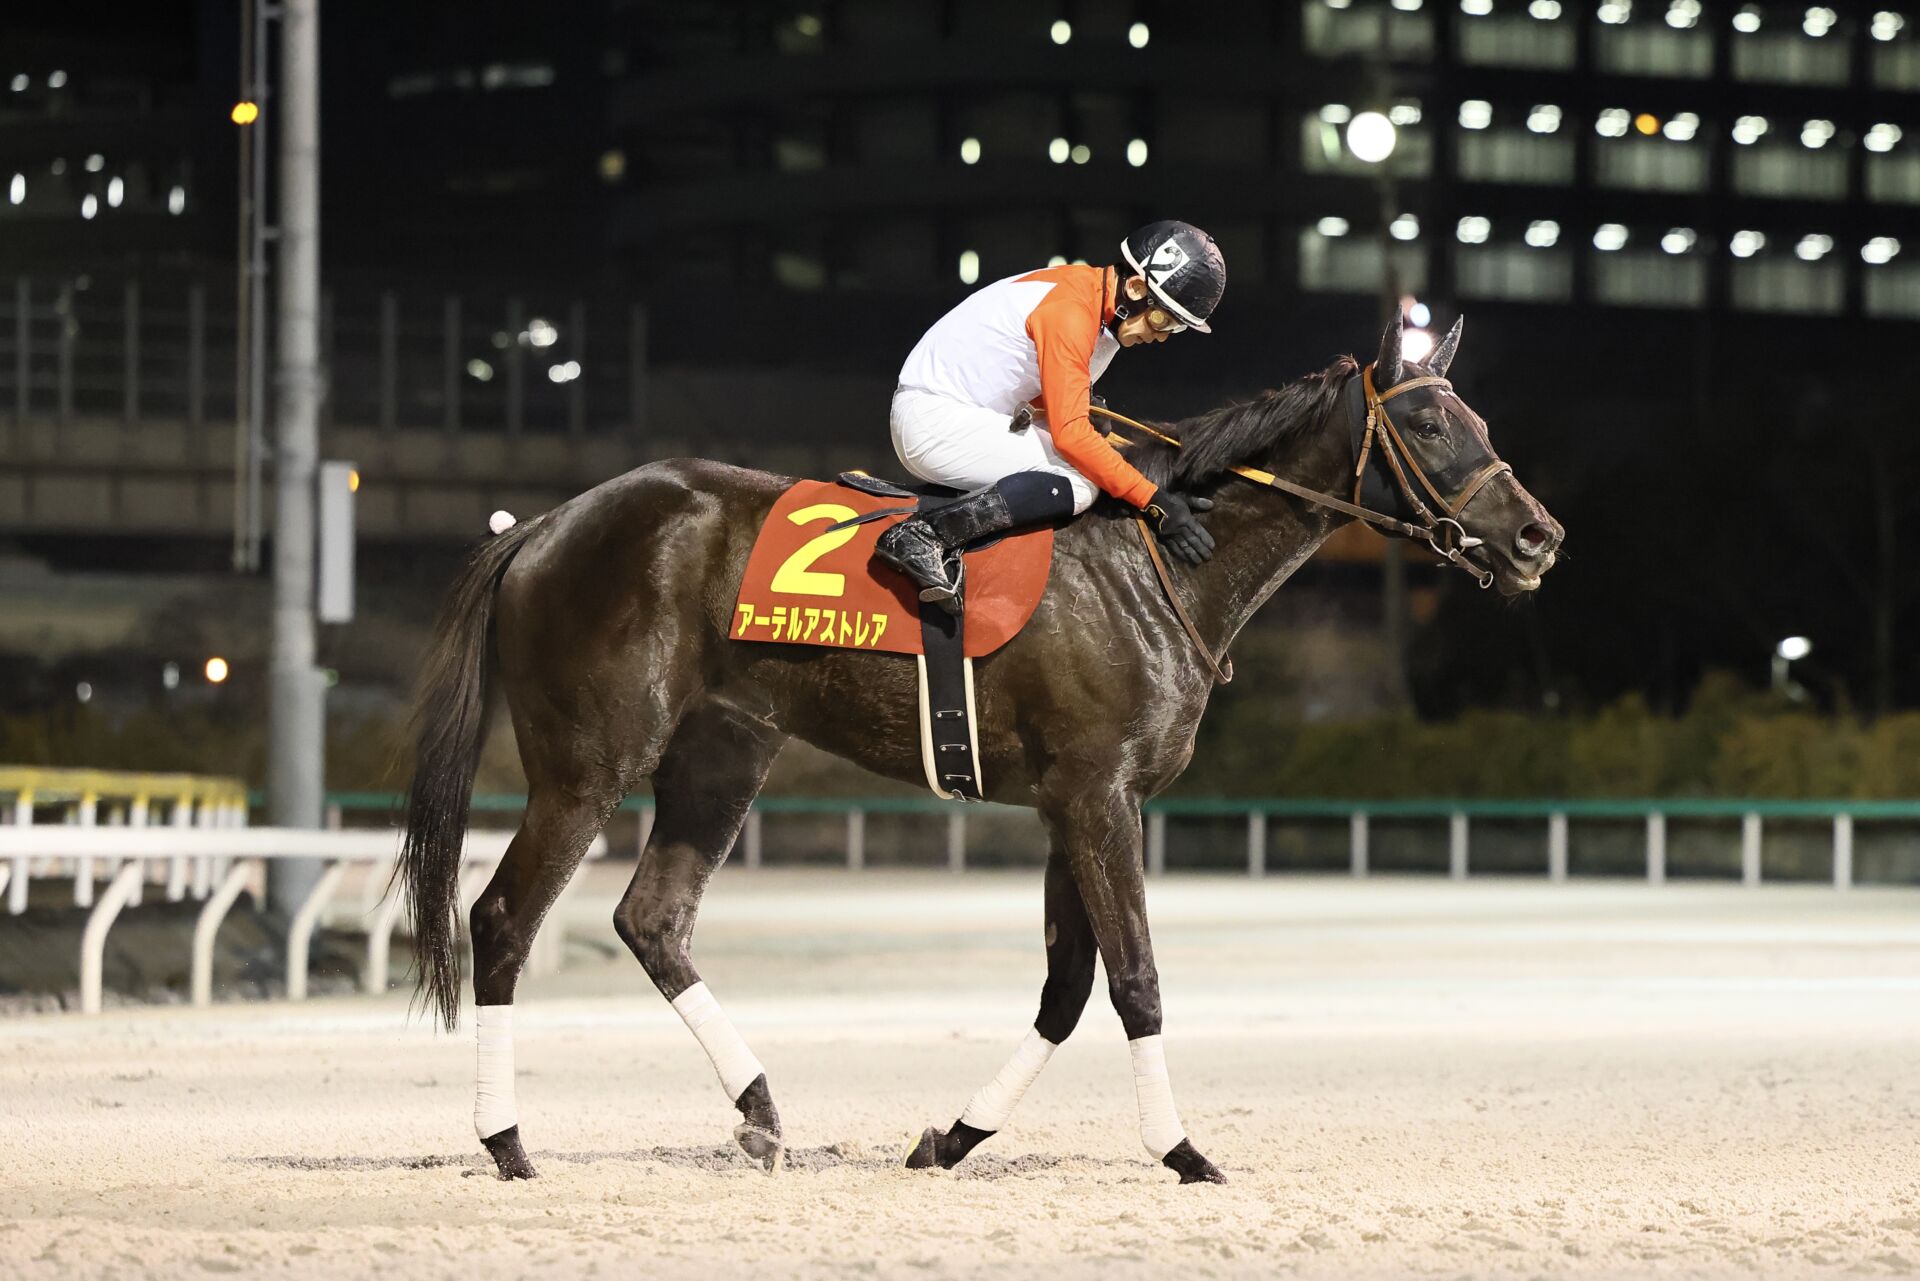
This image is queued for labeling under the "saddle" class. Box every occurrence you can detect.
[731,473,1056,802]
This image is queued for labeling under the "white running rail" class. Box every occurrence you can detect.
[0,826,605,1015]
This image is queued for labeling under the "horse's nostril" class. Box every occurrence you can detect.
[1516,523,1550,557]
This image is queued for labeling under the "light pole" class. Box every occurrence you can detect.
[1772,636,1812,700]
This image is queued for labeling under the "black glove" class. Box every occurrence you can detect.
[1145,488,1215,565]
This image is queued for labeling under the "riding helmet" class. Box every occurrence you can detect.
[1119,221,1226,333]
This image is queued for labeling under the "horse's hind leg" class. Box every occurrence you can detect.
[906,841,1097,1170]
[469,784,622,1179]
[613,699,787,1170]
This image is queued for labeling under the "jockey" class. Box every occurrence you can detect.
[876,220,1226,613]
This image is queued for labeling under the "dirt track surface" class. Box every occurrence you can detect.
[5,871,1920,1279]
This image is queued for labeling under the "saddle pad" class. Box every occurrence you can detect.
[732,479,1052,658]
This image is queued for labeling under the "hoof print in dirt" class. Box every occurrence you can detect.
[1162,1139,1227,1185]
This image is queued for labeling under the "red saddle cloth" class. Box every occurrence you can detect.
[732,479,1053,658]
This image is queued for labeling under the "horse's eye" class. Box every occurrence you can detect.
[1414,420,1444,440]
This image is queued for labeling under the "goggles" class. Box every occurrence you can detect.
[1141,305,1186,334]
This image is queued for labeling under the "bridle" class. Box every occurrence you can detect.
[1092,362,1510,684]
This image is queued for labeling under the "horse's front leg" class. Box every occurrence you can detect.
[1046,785,1226,1185]
[904,842,1097,1170]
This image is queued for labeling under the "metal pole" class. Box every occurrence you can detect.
[946,811,966,873]
[1449,811,1468,880]
[1246,810,1266,878]
[1350,811,1369,877]
[1547,812,1568,883]
[1833,813,1853,891]
[1740,812,1762,887]
[846,808,864,871]
[266,0,327,917]
[1646,811,1666,884]
[1146,811,1166,877]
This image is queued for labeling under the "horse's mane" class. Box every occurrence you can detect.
[1124,355,1359,491]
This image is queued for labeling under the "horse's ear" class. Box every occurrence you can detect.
[1374,311,1403,388]
[1430,315,1463,379]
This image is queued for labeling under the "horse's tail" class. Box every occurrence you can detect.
[398,514,544,1031]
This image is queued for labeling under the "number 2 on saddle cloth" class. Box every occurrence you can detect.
[731,479,1054,659]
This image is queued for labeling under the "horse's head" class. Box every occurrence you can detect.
[1359,312,1564,597]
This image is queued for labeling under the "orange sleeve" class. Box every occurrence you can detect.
[1023,275,1158,510]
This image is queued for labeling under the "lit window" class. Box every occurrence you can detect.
[1457,215,1492,243]
[1594,223,1629,251]
[1733,5,1762,32]
[1663,112,1700,141]
[1730,230,1766,257]
[1732,115,1770,145]
[1048,255,1068,267]
[1598,1,1630,23]
[1069,143,1090,165]
[1529,0,1562,14]
[466,359,493,381]
[1795,234,1833,261]
[1325,0,1352,8]
[1866,123,1904,152]
[1459,99,1493,129]
[8,74,26,92]
[1389,103,1423,125]
[958,250,981,284]
[1461,0,1492,14]
[1634,113,1661,136]
[1596,108,1631,138]
[1661,227,1696,254]
[85,153,104,173]
[1318,216,1351,237]
[1129,22,1150,48]
[47,70,66,89]
[599,149,627,180]
[1666,0,1701,28]
[7,173,21,205]
[1525,219,1560,247]
[795,14,823,36]
[1126,138,1149,167]
[1390,213,1421,240]
[1526,104,1562,133]
[1873,12,1906,40]
[960,137,981,164]
[1864,236,1903,264]
[168,185,185,215]
[106,177,123,208]
[81,193,97,220]
[1391,0,1424,9]
[1801,119,1836,149]
[1320,103,1353,124]
[1803,7,1836,36]
[1048,137,1069,164]
[1050,19,1071,44]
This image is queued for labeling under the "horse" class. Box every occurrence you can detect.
[397,311,1564,1185]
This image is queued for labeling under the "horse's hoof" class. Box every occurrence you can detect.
[1162,1138,1228,1185]
[481,1125,539,1180]
[734,1122,784,1174]
[903,1125,947,1170]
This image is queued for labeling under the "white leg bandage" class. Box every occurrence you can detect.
[671,982,766,1102]
[474,1004,518,1140]
[1128,1034,1186,1160]
[958,1028,1057,1132]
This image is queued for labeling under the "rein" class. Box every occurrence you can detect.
[1091,363,1504,685]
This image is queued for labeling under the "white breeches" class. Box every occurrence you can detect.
[890,387,1098,514]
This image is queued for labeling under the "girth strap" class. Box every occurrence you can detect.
[1133,517,1233,685]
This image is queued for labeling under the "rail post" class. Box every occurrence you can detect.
[1646,811,1666,884]
[1351,810,1369,876]
[1246,809,1266,878]
[1741,812,1762,887]
[80,861,144,1015]
[1833,813,1853,891]
[191,860,254,1007]
[8,787,30,914]
[1146,811,1166,877]
[365,875,404,994]
[846,807,865,871]
[75,790,98,907]
[947,810,966,873]
[1548,811,1568,883]
[741,809,761,869]
[1449,811,1469,880]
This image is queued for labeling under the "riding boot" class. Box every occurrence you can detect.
[874,472,1076,614]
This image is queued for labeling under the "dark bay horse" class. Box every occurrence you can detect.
[399,313,1563,1184]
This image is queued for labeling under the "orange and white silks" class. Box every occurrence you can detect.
[895,264,1158,511]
